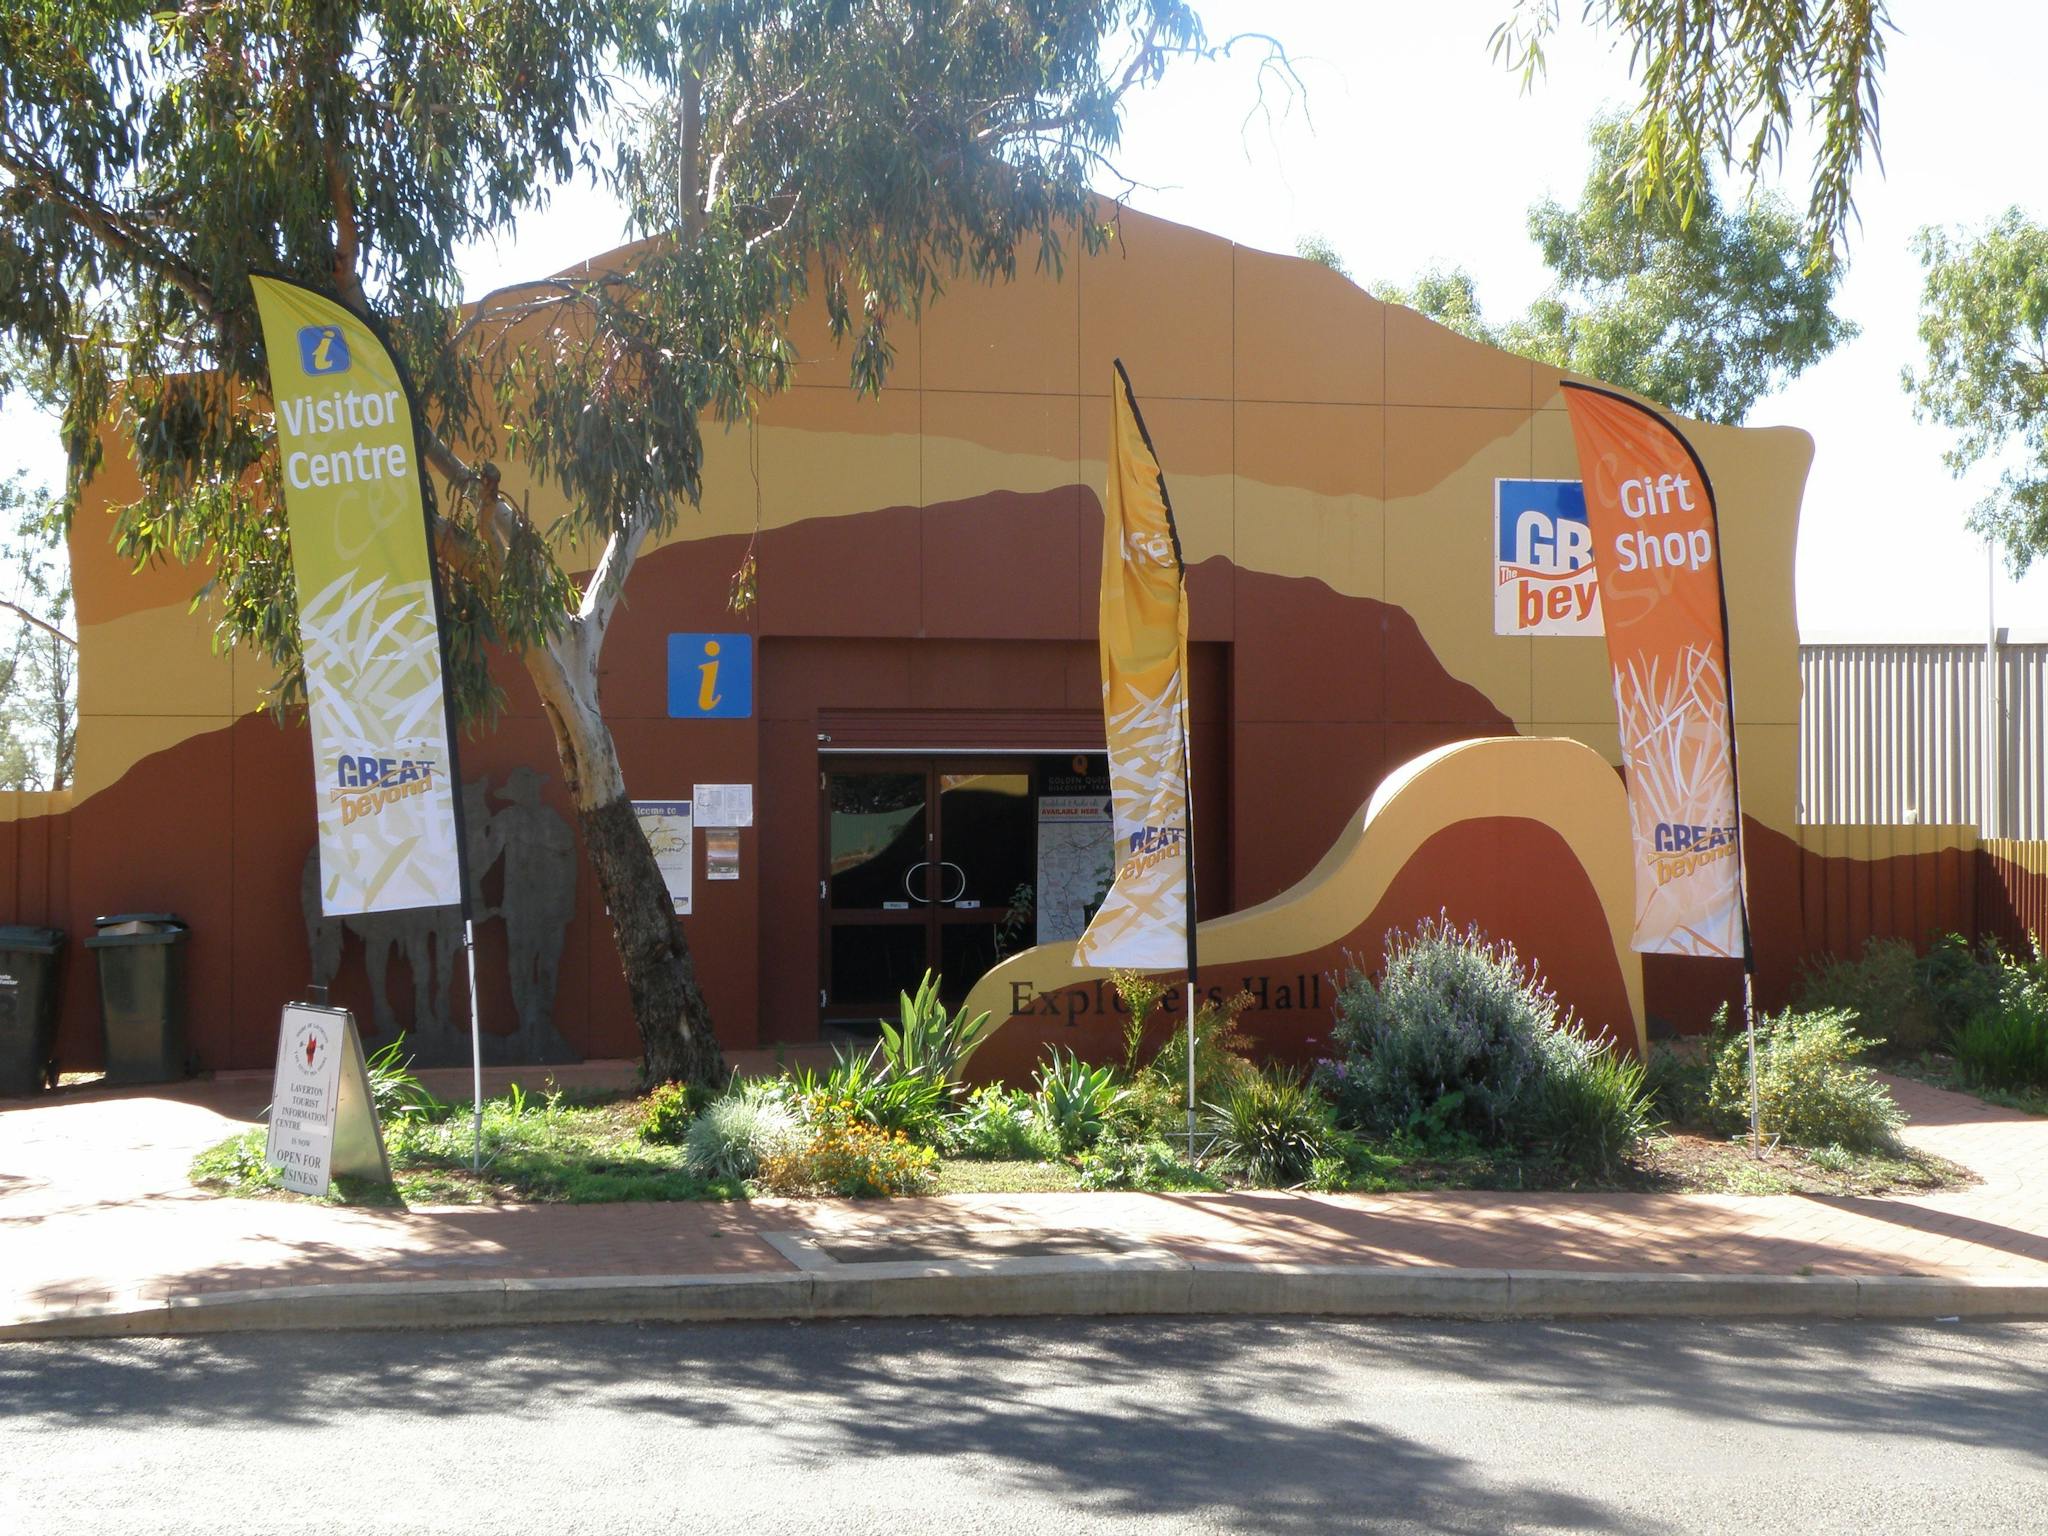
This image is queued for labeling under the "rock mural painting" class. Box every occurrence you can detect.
[301,770,578,1064]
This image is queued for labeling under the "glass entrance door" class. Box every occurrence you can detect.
[933,767,1034,1002]
[823,765,931,1017]
[822,757,1038,1023]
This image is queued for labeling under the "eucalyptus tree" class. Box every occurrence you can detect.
[0,0,1248,1082]
[0,470,72,792]
[1905,209,2048,572]
[0,1,1894,1081]
[1375,114,1857,425]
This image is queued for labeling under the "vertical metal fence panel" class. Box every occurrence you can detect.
[1802,641,2044,839]
[2005,644,2048,843]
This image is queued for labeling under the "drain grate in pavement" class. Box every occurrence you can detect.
[812,1228,1137,1266]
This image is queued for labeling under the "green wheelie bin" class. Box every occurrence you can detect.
[85,913,190,1085]
[0,923,66,1096]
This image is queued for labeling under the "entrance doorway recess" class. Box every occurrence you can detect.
[821,754,1112,1026]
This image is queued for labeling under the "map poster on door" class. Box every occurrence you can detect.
[1037,794,1114,944]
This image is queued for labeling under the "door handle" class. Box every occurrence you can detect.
[938,862,968,904]
[904,861,932,904]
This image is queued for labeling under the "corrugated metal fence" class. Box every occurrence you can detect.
[1800,637,2048,839]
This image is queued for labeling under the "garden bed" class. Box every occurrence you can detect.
[187,1087,1972,1207]
[189,921,1992,1209]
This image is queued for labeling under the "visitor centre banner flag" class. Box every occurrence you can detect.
[1561,382,1747,959]
[252,275,463,917]
[1074,362,1195,972]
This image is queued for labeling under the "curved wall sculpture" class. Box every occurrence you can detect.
[962,736,1645,1083]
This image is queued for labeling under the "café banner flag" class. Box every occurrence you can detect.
[1074,362,1195,971]
[1561,383,1747,959]
[252,275,463,916]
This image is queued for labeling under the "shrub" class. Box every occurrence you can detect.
[637,1081,708,1146]
[1327,917,1554,1141]
[876,969,991,1094]
[1516,1031,1658,1177]
[799,1050,948,1142]
[1033,1049,1129,1154]
[1075,1136,1217,1192]
[1797,937,1940,1053]
[364,1036,448,1124]
[1952,941,2048,1089]
[1109,1068,1187,1140]
[1205,1065,1340,1186]
[941,1084,1057,1161]
[1919,932,2006,1038]
[1147,988,1259,1104]
[1705,1006,1903,1152]
[1110,969,1171,1075]
[683,1090,804,1180]
[756,1119,937,1197]
[1640,1042,1710,1126]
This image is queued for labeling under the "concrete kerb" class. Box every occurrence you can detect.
[8,1263,2048,1341]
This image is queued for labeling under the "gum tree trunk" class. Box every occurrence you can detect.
[522,582,726,1086]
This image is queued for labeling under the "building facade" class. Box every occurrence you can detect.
[5,208,2040,1073]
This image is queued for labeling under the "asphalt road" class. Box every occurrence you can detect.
[3,1318,2045,1534]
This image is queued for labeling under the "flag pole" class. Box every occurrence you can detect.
[379,312,487,1174]
[1182,694,1199,1160]
[1687,406,1760,1159]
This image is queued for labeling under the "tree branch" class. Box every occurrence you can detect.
[322,114,370,314]
[0,138,217,315]
[579,513,649,643]
[0,597,76,649]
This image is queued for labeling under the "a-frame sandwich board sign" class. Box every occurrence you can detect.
[264,1001,393,1196]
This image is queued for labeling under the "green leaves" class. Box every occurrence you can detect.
[1373,113,1855,425]
[1495,2,1893,273]
[875,968,992,1094]
[1904,208,2048,572]
[2,1,1246,724]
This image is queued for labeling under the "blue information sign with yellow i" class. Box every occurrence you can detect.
[667,634,753,719]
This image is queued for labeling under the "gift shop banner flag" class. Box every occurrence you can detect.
[1561,382,1748,960]
[252,276,464,917]
[1074,362,1196,972]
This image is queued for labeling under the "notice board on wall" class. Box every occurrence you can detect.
[631,800,694,914]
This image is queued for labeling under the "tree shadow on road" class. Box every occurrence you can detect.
[8,1318,2048,1530]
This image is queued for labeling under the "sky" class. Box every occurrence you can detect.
[6,0,2045,637]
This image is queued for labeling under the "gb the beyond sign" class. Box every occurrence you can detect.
[1494,478,1604,637]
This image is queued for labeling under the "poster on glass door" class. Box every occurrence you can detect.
[1036,794,1114,944]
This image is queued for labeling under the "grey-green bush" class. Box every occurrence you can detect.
[1074,1137,1217,1192]
[1704,1006,1902,1152]
[1327,917,1554,1140]
[683,1090,804,1180]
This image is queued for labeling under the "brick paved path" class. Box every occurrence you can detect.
[4,1065,2044,1318]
